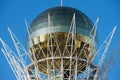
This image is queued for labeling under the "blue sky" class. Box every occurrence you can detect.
[0,0,120,80]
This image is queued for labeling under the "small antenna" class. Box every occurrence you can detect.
[60,0,63,7]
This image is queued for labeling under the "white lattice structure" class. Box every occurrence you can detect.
[0,6,116,80]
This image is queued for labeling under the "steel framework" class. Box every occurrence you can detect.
[0,13,117,80]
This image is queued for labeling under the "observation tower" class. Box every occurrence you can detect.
[0,3,117,80]
[27,6,97,80]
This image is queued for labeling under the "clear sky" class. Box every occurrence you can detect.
[0,0,120,80]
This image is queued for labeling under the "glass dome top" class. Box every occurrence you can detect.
[30,6,93,35]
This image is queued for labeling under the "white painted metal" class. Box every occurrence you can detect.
[0,15,116,80]
[0,38,30,80]
[92,26,117,80]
